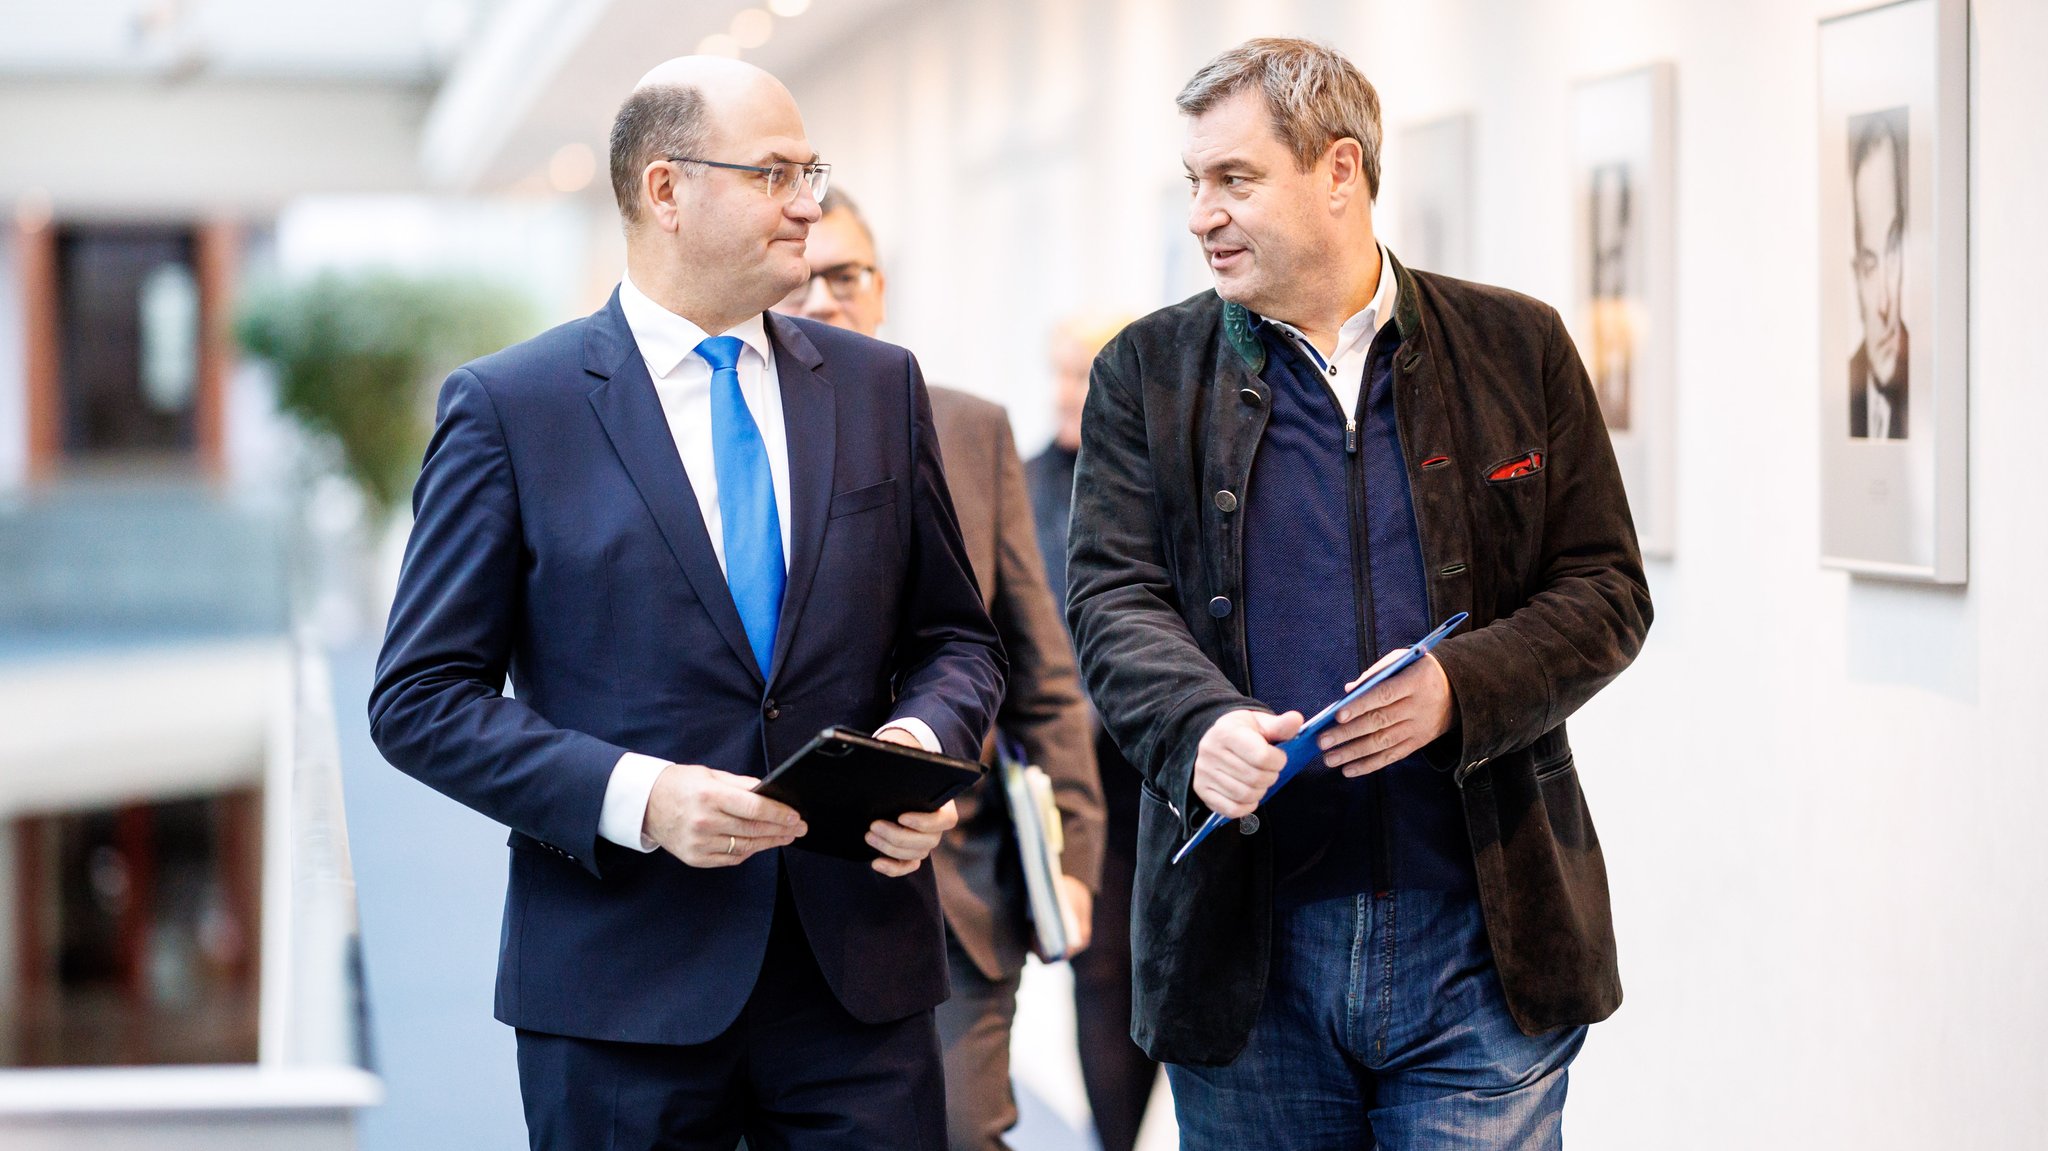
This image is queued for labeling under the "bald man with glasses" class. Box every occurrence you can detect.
[371,57,1002,1149]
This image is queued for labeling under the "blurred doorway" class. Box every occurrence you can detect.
[4,790,263,1067]
[18,219,236,480]
[59,227,202,462]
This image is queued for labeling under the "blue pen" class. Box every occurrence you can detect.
[1170,611,1470,865]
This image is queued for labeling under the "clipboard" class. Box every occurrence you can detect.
[1170,612,1469,865]
[997,734,1083,961]
[755,727,986,861]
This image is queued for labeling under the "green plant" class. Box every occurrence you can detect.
[235,271,532,518]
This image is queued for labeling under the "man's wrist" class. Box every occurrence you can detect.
[875,717,941,753]
[600,752,669,852]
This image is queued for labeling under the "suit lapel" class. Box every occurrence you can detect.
[584,293,764,683]
[764,312,835,688]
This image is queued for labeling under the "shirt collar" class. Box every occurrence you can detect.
[1342,242,1398,351]
[618,274,773,379]
[1259,242,1399,364]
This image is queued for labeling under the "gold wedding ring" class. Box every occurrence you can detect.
[726,835,738,856]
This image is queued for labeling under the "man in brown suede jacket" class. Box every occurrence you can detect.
[1066,39,1652,1149]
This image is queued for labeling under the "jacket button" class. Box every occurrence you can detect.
[1239,387,1263,407]
[1213,489,1238,513]
[764,699,781,721]
[1238,814,1260,835]
[1208,596,1232,618]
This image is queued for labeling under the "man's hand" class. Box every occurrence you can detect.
[866,725,957,876]
[1058,875,1094,955]
[643,763,806,868]
[867,801,958,877]
[1192,709,1304,819]
[1320,651,1455,777]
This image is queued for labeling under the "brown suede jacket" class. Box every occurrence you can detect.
[1066,251,1653,1065]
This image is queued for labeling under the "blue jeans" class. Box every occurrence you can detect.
[1167,889,1584,1150]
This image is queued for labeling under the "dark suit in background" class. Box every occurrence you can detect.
[369,296,1003,1148]
[1849,323,1910,439]
[1025,443,1160,1151]
[927,387,1104,1151]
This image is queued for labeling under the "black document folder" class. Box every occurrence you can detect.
[755,727,987,861]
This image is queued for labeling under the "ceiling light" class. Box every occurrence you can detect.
[768,0,810,17]
[731,9,774,49]
[696,32,742,57]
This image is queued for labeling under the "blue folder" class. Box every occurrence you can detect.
[1169,612,1469,865]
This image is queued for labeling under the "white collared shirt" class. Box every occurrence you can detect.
[599,276,934,853]
[617,274,794,570]
[1265,242,1399,421]
[1866,378,1894,440]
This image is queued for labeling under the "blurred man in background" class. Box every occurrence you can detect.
[777,187,1105,1151]
[1026,315,1162,1151]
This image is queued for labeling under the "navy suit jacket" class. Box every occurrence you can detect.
[368,292,1005,1045]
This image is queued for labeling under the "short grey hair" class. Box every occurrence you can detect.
[608,84,711,225]
[818,187,876,248]
[1176,38,1383,197]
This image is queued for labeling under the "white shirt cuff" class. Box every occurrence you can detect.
[600,752,669,852]
[875,718,942,753]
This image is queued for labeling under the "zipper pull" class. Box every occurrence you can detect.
[1345,419,1358,454]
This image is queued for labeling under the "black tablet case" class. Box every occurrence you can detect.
[755,727,987,860]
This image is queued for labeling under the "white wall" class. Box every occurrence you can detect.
[782,1,2048,1146]
[0,79,429,220]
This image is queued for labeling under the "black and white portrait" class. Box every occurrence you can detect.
[1818,0,1967,582]
[1847,107,1909,440]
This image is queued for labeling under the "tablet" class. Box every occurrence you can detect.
[755,727,987,861]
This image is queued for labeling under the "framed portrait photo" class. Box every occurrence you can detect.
[1388,112,1476,281]
[1818,0,1968,583]
[1571,63,1677,559]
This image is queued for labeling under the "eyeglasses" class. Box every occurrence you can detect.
[669,156,831,204]
[779,262,878,308]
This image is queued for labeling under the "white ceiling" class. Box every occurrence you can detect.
[0,0,507,82]
[421,0,915,194]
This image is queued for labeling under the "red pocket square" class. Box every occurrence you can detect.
[1486,451,1544,482]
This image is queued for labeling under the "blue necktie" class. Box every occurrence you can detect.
[697,335,785,678]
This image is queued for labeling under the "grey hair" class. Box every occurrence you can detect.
[818,187,876,248]
[608,84,711,225]
[1176,38,1383,197]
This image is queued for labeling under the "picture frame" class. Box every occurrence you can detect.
[1571,62,1677,559]
[1387,112,1475,281]
[1817,0,1969,583]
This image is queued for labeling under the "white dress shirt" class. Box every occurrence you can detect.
[1866,377,1895,440]
[1265,242,1399,425]
[599,277,934,852]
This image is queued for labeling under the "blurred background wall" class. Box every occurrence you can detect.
[0,0,2043,1147]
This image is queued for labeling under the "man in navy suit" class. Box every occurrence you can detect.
[369,55,1004,1150]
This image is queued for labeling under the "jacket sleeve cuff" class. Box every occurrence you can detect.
[599,752,668,853]
[1161,692,1271,834]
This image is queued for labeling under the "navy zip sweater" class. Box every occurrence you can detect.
[1240,321,1475,904]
